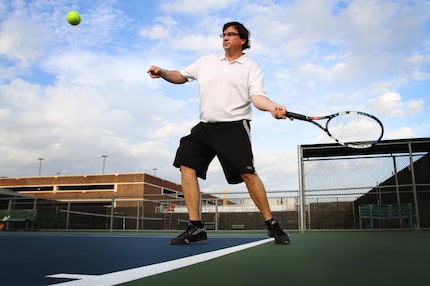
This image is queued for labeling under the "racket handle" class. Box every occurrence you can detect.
[285,111,311,121]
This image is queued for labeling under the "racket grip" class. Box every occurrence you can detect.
[285,111,311,121]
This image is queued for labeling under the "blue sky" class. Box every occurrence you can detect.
[0,0,429,195]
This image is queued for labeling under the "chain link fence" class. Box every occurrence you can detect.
[1,138,428,232]
[297,138,430,231]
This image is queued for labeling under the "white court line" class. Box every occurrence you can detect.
[47,238,272,286]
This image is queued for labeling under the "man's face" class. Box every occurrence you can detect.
[222,26,245,52]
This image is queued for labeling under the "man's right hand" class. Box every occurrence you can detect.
[147,65,162,79]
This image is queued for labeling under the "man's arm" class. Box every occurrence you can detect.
[147,65,188,84]
[251,94,287,119]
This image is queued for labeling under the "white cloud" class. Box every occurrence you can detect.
[138,16,176,40]
[0,0,429,191]
[160,0,240,14]
[368,92,424,117]
[386,127,414,140]
[0,17,51,66]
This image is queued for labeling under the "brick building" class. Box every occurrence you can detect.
[0,173,183,214]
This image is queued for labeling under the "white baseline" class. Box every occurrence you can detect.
[47,238,272,286]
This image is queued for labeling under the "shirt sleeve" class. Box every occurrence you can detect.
[248,62,267,97]
[179,57,204,82]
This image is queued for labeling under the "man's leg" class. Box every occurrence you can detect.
[241,173,290,245]
[169,165,208,245]
[241,173,273,220]
[180,165,201,221]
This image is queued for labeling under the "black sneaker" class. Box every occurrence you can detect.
[266,220,290,245]
[169,223,208,245]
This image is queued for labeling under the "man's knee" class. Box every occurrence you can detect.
[180,165,194,171]
[180,165,197,178]
[240,173,258,183]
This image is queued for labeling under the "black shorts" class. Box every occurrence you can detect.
[173,120,256,184]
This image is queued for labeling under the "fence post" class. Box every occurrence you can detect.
[215,199,219,231]
[136,200,140,231]
[392,156,403,228]
[110,197,115,232]
[297,145,306,233]
[66,202,70,230]
[408,143,420,230]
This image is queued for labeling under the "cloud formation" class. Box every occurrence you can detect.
[0,0,428,195]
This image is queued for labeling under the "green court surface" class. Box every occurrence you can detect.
[121,231,429,286]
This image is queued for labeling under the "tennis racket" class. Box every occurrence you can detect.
[286,110,384,149]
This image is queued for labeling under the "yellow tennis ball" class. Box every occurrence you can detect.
[66,11,81,26]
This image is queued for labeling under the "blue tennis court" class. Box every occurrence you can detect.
[2,231,429,286]
[1,232,268,286]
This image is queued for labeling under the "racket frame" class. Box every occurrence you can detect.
[285,110,384,149]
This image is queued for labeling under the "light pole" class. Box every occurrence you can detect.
[152,168,157,176]
[38,158,44,176]
[101,155,108,174]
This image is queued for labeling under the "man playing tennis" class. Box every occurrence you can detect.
[148,21,290,245]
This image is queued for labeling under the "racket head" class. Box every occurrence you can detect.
[325,111,384,149]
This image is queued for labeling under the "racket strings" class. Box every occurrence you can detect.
[327,114,383,145]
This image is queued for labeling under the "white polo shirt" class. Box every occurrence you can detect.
[180,54,267,123]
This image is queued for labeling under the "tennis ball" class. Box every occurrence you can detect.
[66,11,81,26]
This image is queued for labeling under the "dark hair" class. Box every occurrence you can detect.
[223,21,251,51]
